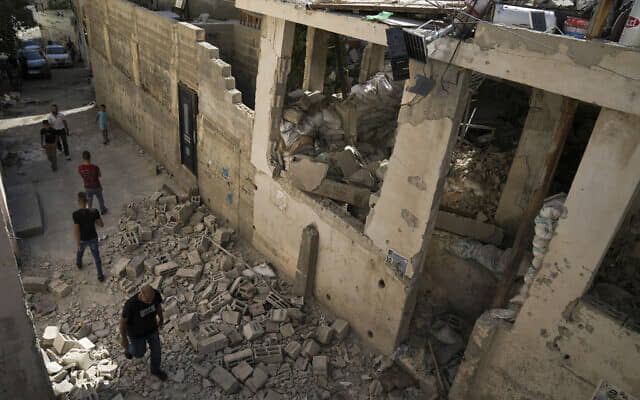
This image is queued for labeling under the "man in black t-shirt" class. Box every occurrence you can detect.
[40,120,59,171]
[120,285,167,381]
[72,191,105,281]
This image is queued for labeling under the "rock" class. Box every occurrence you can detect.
[48,279,72,297]
[22,276,49,293]
[171,368,185,383]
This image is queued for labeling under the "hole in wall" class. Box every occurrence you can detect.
[563,354,570,360]
[378,279,385,289]
[367,330,374,338]
[326,293,331,301]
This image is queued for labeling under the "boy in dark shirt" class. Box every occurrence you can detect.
[120,285,167,381]
[40,120,59,171]
[72,191,105,281]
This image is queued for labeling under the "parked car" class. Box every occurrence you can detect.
[18,48,51,78]
[45,44,73,67]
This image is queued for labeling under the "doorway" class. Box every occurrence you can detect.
[178,83,198,176]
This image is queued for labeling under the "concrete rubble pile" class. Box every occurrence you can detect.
[441,143,514,223]
[31,186,425,399]
[40,326,118,399]
[276,73,403,222]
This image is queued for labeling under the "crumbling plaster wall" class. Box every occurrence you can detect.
[251,174,412,354]
[0,168,53,399]
[451,109,640,400]
[83,0,254,238]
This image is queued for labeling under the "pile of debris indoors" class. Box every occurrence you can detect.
[276,72,403,224]
[24,186,428,399]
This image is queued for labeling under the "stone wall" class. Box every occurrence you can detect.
[232,23,260,109]
[83,0,255,238]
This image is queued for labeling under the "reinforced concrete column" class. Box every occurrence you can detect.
[495,89,577,238]
[358,42,385,83]
[365,59,470,280]
[251,16,295,174]
[302,27,329,92]
[514,109,640,336]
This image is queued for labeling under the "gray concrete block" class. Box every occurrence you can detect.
[231,361,253,382]
[316,325,334,345]
[22,276,49,293]
[284,340,302,359]
[331,319,350,340]
[245,366,268,393]
[209,366,240,394]
[242,321,264,341]
[126,256,145,279]
[313,355,328,376]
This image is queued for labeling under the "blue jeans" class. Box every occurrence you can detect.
[85,187,106,212]
[128,330,162,373]
[76,238,103,277]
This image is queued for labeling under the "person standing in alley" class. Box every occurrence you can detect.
[40,120,59,171]
[119,285,168,381]
[78,150,108,214]
[73,191,105,282]
[96,104,110,144]
[48,104,71,160]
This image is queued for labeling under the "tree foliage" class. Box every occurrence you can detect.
[0,0,36,56]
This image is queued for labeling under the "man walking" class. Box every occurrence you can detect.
[120,285,168,381]
[78,151,107,214]
[73,192,105,282]
[48,104,71,160]
[40,120,59,171]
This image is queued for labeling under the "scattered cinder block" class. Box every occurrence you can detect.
[301,339,320,358]
[223,348,253,368]
[245,367,268,393]
[270,309,289,323]
[53,332,79,355]
[209,366,240,394]
[113,257,130,278]
[126,256,145,279]
[155,261,179,277]
[77,337,95,351]
[221,311,241,325]
[42,326,59,347]
[242,321,264,341]
[331,319,350,340]
[188,249,202,265]
[313,355,328,377]
[199,333,228,353]
[280,323,295,338]
[284,341,302,359]
[22,276,49,293]
[231,361,253,382]
[178,313,197,331]
[316,325,334,345]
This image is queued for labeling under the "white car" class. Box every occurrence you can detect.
[45,44,73,67]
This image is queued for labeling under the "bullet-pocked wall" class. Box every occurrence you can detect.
[82,0,255,238]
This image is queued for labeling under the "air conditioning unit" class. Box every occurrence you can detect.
[493,4,557,33]
[402,22,455,63]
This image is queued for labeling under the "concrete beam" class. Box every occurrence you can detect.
[358,43,385,83]
[302,28,330,92]
[293,224,319,297]
[514,108,640,366]
[251,16,296,175]
[236,0,389,45]
[365,59,470,279]
[428,23,640,117]
[495,90,577,238]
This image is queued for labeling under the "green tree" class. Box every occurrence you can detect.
[0,0,35,56]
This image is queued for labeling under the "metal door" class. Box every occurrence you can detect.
[178,83,198,175]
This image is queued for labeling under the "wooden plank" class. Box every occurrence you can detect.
[586,0,615,39]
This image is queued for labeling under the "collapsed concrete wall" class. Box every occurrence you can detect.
[0,167,53,399]
[83,0,255,240]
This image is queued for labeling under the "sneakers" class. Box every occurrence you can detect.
[151,369,168,381]
[101,208,108,215]
[124,350,133,360]
[98,274,105,282]
[76,263,83,270]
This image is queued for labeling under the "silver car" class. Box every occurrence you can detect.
[19,48,51,78]
[45,44,73,67]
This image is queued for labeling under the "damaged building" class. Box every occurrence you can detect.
[1,0,640,397]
